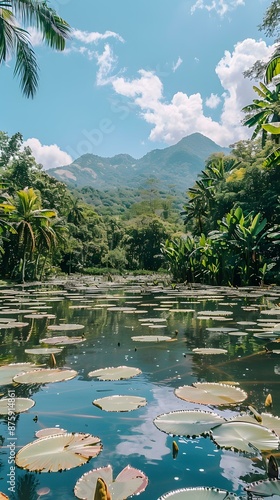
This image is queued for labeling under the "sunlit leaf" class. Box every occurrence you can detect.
[16,433,102,472]
[40,336,84,345]
[13,368,77,384]
[88,366,142,381]
[0,397,35,414]
[158,487,238,499]
[25,348,63,355]
[154,410,225,437]
[131,335,172,342]
[47,324,85,331]
[210,421,279,452]
[245,478,280,497]
[93,395,147,412]
[35,428,67,438]
[74,464,148,500]
[0,363,38,386]
[175,382,247,406]
[192,348,227,355]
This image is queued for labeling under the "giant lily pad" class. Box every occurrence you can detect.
[210,421,279,452]
[158,487,238,499]
[13,368,77,384]
[93,395,147,412]
[230,412,280,437]
[74,464,148,500]
[15,433,102,472]
[175,382,247,406]
[35,427,67,438]
[0,363,38,386]
[154,410,225,437]
[192,348,227,355]
[47,324,85,331]
[0,397,35,414]
[245,478,280,497]
[88,366,142,381]
[131,335,172,342]
[40,336,84,345]
[25,348,63,355]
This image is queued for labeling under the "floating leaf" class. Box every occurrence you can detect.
[35,428,67,438]
[88,366,141,381]
[229,412,280,437]
[40,336,84,345]
[175,382,247,406]
[131,335,172,342]
[154,410,225,437]
[13,368,77,384]
[0,397,35,414]
[245,478,280,497]
[16,433,102,472]
[25,348,63,355]
[74,464,148,500]
[192,348,227,355]
[210,421,279,452]
[158,487,238,499]
[47,324,85,331]
[93,395,147,412]
[0,363,38,386]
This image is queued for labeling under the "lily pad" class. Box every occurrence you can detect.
[15,433,102,472]
[47,324,85,331]
[244,478,280,497]
[192,348,227,355]
[210,421,279,452]
[40,336,84,345]
[13,368,78,384]
[154,410,225,437]
[0,363,38,386]
[93,395,147,412]
[35,428,67,438]
[88,366,142,381]
[74,464,148,500]
[25,348,63,355]
[131,335,172,342]
[0,397,35,414]
[158,487,238,499]
[175,382,247,406]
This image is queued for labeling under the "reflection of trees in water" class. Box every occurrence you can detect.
[10,472,40,500]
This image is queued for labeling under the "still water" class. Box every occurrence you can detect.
[1,276,280,499]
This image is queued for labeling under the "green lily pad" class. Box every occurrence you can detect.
[35,428,67,438]
[47,324,85,331]
[88,366,142,381]
[154,410,225,437]
[0,397,35,414]
[175,382,247,406]
[0,363,38,386]
[74,464,148,500]
[131,335,172,342]
[16,433,102,472]
[13,368,78,384]
[158,487,238,499]
[210,420,279,452]
[40,336,84,345]
[25,348,63,355]
[93,395,147,412]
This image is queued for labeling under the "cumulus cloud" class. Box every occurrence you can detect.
[95,44,118,86]
[23,138,72,170]
[172,56,183,72]
[72,29,124,45]
[108,38,275,147]
[27,27,43,47]
[205,93,221,109]
[191,0,245,16]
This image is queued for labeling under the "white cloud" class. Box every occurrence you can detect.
[108,38,275,147]
[23,138,72,170]
[27,27,43,47]
[205,93,221,109]
[95,44,118,86]
[172,56,183,72]
[191,0,245,16]
[72,29,124,45]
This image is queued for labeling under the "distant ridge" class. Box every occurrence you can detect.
[48,133,229,193]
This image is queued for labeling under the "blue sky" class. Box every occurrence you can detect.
[1,0,276,168]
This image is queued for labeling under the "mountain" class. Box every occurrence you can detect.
[48,133,229,193]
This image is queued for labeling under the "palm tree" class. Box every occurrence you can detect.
[0,0,71,97]
[242,82,280,146]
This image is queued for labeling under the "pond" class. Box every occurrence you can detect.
[1,276,280,499]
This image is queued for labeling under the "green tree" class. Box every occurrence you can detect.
[0,0,71,97]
